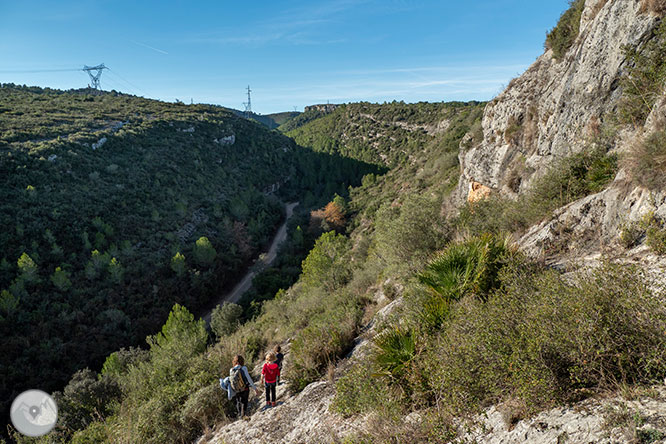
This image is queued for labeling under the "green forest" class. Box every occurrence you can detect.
[6,1,666,443]
[5,71,661,443]
[0,84,380,437]
[1,88,486,442]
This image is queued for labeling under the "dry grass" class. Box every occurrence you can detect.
[640,0,666,15]
[623,131,666,190]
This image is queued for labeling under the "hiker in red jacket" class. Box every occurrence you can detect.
[260,352,280,407]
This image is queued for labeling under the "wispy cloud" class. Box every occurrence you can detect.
[188,1,368,47]
[230,61,527,112]
[132,41,169,55]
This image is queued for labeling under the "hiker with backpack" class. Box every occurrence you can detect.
[260,352,280,407]
[219,355,259,419]
[274,345,284,385]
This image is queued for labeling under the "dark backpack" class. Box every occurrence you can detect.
[230,366,248,392]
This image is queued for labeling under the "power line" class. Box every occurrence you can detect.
[0,63,150,98]
[0,68,80,73]
[106,68,150,98]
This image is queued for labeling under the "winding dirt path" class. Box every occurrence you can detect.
[203,202,299,322]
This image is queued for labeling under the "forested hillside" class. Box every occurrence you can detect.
[5,98,487,443]
[0,84,379,435]
[8,0,666,443]
[284,101,483,168]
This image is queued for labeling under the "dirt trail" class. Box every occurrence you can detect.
[203,202,299,322]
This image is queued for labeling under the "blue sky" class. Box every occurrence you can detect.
[0,1,568,114]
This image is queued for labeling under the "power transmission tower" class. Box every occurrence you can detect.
[82,64,108,92]
[242,85,252,118]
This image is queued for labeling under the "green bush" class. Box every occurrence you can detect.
[420,263,666,414]
[545,0,585,60]
[645,219,666,255]
[373,194,450,274]
[210,302,243,339]
[179,382,228,432]
[373,327,416,386]
[619,221,644,248]
[288,302,361,391]
[626,131,666,190]
[70,422,109,444]
[332,360,386,416]
[456,148,617,236]
[415,234,515,331]
[300,231,351,291]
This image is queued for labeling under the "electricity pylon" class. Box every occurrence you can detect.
[82,64,107,91]
[242,85,252,118]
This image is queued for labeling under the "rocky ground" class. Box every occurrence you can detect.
[457,386,666,444]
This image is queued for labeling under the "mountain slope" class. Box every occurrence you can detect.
[204,1,666,443]
[0,85,379,437]
[285,101,483,168]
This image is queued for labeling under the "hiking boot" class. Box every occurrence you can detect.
[266,402,271,407]
[271,402,276,407]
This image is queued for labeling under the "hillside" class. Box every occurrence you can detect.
[0,85,381,441]
[11,92,484,442]
[227,110,300,130]
[201,0,666,443]
[7,0,666,443]
[283,101,484,168]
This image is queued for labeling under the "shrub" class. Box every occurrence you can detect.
[626,131,666,190]
[300,231,351,291]
[288,302,361,391]
[646,221,666,255]
[332,360,386,416]
[373,327,416,386]
[421,263,666,414]
[70,422,109,444]
[415,234,515,331]
[210,302,243,339]
[54,369,121,434]
[545,0,585,60]
[456,148,617,236]
[619,221,644,248]
[373,194,450,274]
[179,382,228,433]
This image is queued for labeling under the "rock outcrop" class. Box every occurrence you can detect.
[457,385,666,444]
[456,0,657,202]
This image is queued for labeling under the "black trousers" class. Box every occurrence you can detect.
[233,389,249,417]
[265,382,276,403]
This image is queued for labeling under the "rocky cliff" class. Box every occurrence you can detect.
[457,0,657,200]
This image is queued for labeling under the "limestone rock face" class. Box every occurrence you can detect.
[456,0,657,203]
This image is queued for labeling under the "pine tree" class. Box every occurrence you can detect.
[193,237,217,266]
[170,252,186,276]
[17,252,38,283]
[51,266,72,291]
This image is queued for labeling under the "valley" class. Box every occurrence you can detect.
[4,0,666,443]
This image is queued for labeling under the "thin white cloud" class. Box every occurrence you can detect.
[187,0,369,47]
